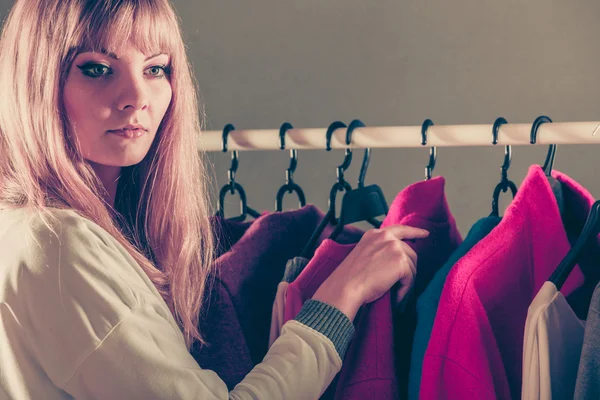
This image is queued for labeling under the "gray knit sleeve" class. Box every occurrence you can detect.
[293,299,355,361]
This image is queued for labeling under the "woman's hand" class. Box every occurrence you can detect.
[312,225,429,321]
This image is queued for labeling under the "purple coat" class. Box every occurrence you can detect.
[191,205,364,389]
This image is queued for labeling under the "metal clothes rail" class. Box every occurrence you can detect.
[198,121,600,152]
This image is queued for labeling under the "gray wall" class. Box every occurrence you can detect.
[4,1,600,235]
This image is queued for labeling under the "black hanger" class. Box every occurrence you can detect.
[328,119,388,240]
[530,116,564,216]
[421,119,437,180]
[299,121,353,259]
[490,117,517,217]
[549,200,600,290]
[530,116,557,176]
[275,122,306,211]
[216,124,261,221]
[357,143,385,229]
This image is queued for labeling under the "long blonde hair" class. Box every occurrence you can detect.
[0,0,215,350]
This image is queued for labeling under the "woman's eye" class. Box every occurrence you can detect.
[77,64,171,79]
[77,64,111,78]
[147,66,170,77]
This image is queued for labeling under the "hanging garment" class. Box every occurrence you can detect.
[573,280,600,399]
[269,282,289,349]
[522,281,585,400]
[284,256,309,283]
[0,207,355,399]
[284,177,462,400]
[210,215,255,258]
[191,205,364,389]
[408,215,501,400]
[269,257,310,348]
[420,165,600,400]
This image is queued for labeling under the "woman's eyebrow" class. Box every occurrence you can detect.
[78,48,167,62]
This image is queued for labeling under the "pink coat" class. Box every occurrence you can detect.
[284,177,462,400]
[420,165,599,399]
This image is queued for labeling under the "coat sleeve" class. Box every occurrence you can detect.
[64,303,346,399]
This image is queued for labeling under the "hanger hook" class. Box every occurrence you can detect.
[326,120,352,185]
[275,122,306,211]
[324,121,352,224]
[217,123,251,220]
[222,123,238,195]
[493,117,512,179]
[530,115,556,176]
[345,119,371,188]
[490,117,518,217]
[279,122,298,184]
[421,119,437,180]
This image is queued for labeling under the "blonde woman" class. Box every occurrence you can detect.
[0,0,427,398]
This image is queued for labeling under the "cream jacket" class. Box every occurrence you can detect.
[0,207,354,399]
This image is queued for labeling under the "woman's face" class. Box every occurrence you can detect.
[63,40,172,169]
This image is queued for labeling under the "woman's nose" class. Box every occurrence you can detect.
[115,76,150,111]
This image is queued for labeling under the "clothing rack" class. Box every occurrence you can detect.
[199,121,600,151]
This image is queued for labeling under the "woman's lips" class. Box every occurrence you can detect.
[108,128,146,139]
